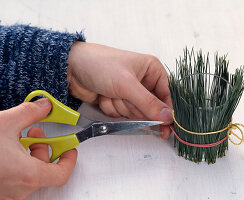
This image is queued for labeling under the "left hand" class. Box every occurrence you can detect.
[67,42,173,139]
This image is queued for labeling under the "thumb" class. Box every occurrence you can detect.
[123,79,173,124]
[3,98,52,131]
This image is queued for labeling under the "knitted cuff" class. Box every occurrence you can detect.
[0,25,85,110]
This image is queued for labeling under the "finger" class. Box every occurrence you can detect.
[123,100,145,119]
[140,56,164,91]
[2,98,52,131]
[154,73,173,109]
[99,96,121,117]
[121,75,173,124]
[39,149,78,187]
[112,99,134,118]
[140,57,172,109]
[28,127,49,163]
[68,74,98,104]
[162,95,173,109]
[160,125,172,139]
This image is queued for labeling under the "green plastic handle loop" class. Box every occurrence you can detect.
[24,90,80,125]
[20,134,80,162]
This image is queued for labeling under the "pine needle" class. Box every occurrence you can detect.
[168,48,244,164]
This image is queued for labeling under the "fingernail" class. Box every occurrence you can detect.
[35,98,50,107]
[159,108,173,123]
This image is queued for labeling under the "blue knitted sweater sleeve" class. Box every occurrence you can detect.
[0,24,85,110]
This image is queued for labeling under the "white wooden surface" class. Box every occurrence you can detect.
[1,0,244,199]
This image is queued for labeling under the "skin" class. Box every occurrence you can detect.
[0,42,173,200]
[0,99,77,200]
[67,42,173,134]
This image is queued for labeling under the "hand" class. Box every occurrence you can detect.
[0,99,77,200]
[68,42,173,139]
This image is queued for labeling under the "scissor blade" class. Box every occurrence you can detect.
[75,121,163,143]
[111,128,162,136]
[94,121,163,135]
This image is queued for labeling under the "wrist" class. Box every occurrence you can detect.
[67,41,81,83]
[67,41,84,96]
[67,42,98,103]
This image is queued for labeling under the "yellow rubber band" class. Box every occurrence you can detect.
[227,123,244,145]
[172,111,244,145]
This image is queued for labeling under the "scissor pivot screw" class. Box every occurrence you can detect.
[99,125,108,134]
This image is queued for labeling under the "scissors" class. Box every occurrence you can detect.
[20,90,163,162]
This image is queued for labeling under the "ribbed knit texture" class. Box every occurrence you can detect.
[0,24,85,110]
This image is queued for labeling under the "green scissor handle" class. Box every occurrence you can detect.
[20,90,81,162]
[20,134,80,162]
[24,90,80,125]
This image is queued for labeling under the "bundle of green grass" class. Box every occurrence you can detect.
[168,48,244,164]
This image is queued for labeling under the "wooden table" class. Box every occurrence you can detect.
[1,0,244,199]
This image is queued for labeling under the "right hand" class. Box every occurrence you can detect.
[0,98,77,200]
